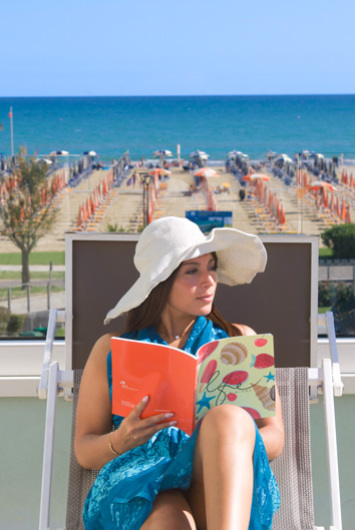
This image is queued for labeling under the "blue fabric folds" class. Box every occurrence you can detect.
[83,316,280,529]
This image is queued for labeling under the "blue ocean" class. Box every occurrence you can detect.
[0,95,354,163]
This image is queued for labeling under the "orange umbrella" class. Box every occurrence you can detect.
[193,168,219,178]
[149,168,171,177]
[346,203,352,223]
[308,181,337,192]
[242,173,270,182]
[340,200,347,221]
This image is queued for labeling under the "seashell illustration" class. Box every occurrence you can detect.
[220,342,248,365]
[252,384,276,411]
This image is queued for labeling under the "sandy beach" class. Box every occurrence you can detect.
[0,163,354,253]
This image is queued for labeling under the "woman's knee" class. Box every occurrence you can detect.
[200,405,256,442]
[141,490,196,530]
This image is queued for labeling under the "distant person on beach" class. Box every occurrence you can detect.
[75,216,284,530]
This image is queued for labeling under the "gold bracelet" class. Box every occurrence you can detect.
[108,432,120,456]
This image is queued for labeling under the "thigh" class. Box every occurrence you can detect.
[141,489,197,530]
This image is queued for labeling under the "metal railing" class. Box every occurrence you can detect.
[1,279,65,313]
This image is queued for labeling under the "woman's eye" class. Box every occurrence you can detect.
[186,268,198,275]
[210,264,218,271]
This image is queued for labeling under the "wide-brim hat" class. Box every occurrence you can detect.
[104,216,267,324]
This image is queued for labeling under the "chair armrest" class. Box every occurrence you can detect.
[38,308,66,399]
[317,311,344,397]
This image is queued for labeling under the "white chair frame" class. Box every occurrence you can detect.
[38,308,343,530]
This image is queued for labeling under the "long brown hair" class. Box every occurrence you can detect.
[124,253,242,337]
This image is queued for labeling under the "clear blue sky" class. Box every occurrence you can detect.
[1,0,354,97]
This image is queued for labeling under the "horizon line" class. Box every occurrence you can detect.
[0,93,355,99]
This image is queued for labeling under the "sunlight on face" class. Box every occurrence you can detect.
[166,253,218,319]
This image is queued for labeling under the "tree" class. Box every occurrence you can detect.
[321,223,355,260]
[0,156,58,285]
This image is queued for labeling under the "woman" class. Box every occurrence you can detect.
[75,216,284,530]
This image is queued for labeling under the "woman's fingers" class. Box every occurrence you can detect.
[112,397,177,454]
[130,396,175,427]
[130,395,150,419]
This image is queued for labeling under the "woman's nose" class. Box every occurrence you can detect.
[201,270,216,286]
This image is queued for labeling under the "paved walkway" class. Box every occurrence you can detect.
[0,265,65,272]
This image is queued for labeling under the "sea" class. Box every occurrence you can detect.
[0,95,354,164]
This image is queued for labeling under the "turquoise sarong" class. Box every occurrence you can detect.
[83,316,280,529]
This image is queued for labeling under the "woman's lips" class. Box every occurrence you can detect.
[197,294,214,302]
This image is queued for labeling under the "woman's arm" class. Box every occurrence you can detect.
[74,333,177,470]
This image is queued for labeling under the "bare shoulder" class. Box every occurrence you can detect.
[85,332,119,371]
[231,323,256,336]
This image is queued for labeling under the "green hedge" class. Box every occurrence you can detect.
[321,223,355,259]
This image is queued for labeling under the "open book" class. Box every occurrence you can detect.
[111,333,275,435]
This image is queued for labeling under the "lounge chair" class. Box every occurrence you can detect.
[38,232,343,529]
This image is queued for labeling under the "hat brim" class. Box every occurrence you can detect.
[104,227,266,324]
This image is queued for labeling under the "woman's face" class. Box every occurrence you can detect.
[166,253,218,319]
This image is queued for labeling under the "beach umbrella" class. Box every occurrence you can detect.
[227,150,247,160]
[308,181,336,192]
[153,150,173,158]
[242,173,270,182]
[346,203,352,223]
[340,200,347,221]
[321,187,329,209]
[276,154,293,164]
[193,168,219,178]
[84,150,97,157]
[35,157,53,165]
[50,150,69,156]
[335,197,341,217]
[149,168,171,177]
[190,150,209,160]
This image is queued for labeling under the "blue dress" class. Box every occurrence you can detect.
[83,316,280,529]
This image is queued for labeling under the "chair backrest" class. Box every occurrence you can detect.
[66,370,98,530]
[66,367,315,530]
[65,232,319,371]
[271,367,314,530]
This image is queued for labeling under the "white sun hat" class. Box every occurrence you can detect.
[104,216,267,324]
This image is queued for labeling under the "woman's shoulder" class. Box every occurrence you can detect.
[231,323,256,336]
[87,332,120,365]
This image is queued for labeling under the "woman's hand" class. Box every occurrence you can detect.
[74,333,177,469]
[111,396,177,454]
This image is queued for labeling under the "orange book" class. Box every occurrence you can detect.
[111,334,275,436]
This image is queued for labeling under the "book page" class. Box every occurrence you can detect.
[111,337,197,435]
[196,334,275,425]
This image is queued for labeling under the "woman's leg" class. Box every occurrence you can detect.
[187,405,256,530]
[141,489,197,530]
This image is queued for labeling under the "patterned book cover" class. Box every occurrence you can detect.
[195,334,275,426]
[111,334,275,436]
